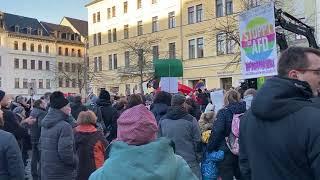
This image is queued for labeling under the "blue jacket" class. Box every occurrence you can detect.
[89,138,198,180]
[0,130,24,180]
[201,150,224,180]
[40,108,78,180]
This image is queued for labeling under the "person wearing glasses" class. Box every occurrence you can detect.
[239,47,320,180]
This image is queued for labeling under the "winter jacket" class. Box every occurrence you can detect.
[1,108,29,141]
[198,112,215,134]
[239,77,320,180]
[74,124,107,180]
[150,103,169,124]
[0,130,24,180]
[207,101,246,152]
[159,106,201,164]
[89,138,198,180]
[97,99,118,141]
[71,102,87,120]
[201,150,224,180]
[30,107,46,145]
[40,108,78,180]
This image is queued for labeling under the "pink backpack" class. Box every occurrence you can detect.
[226,113,243,155]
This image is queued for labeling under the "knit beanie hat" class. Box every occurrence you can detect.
[171,94,186,106]
[116,104,158,145]
[99,90,111,101]
[0,90,5,102]
[50,91,69,109]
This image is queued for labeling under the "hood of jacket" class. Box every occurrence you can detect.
[41,108,68,128]
[30,107,46,119]
[96,99,112,107]
[150,103,168,114]
[163,106,193,121]
[225,101,246,115]
[251,76,313,121]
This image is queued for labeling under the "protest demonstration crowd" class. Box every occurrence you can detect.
[0,46,320,180]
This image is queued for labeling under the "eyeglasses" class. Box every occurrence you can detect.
[296,69,320,75]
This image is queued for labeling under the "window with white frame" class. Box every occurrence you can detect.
[137,21,143,36]
[152,16,159,32]
[188,6,195,24]
[189,39,195,59]
[168,12,176,29]
[196,4,203,22]
[217,33,226,55]
[152,45,159,60]
[125,51,130,67]
[197,37,204,58]
[225,0,233,15]
[216,0,223,17]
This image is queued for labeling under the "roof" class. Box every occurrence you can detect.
[64,17,88,37]
[3,13,49,36]
[41,22,74,34]
[85,0,104,7]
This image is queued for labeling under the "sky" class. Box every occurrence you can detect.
[1,0,91,24]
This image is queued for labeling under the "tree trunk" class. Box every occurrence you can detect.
[140,75,144,95]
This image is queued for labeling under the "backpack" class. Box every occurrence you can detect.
[87,103,107,133]
[225,113,243,155]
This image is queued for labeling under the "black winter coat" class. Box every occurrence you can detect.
[239,77,320,180]
[97,99,118,141]
[71,102,87,120]
[150,103,169,124]
[1,108,29,141]
[30,107,46,145]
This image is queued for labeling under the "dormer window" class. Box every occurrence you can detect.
[38,29,43,36]
[27,27,32,35]
[15,25,20,32]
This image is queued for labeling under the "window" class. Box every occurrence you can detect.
[137,21,143,36]
[168,12,176,29]
[15,78,19,88]
[22,59,27,69]
[65,63,70,72]
[93,34,97,46]
[31,60,35,69]
[14,58,19,69]
[138,49,143,65]
[124,25,129,39]
[94,57,98,72]
[46,61,50,70]
[189,39,195,59]
[107,8,111,19]
[23,79,28,89]
[216,0,224,17]
[30,44,34,52]
[93,13,96,23]
[46,79,51,89]
[22,42,27,51]
[112,6,116,17]
[249,0,258,8]
[196,4,203,22]
[217,33,226,55]
[109,55,112,70]
[108,30,112,43]
[169,42,176,59]
[124,2,128,14]
[197,37,204,58]
[78,50,82,57]
[98,32,102,45]
[113,28,117,42]
[15,26,19,32]
[226,0,233,15]
[58,62,63,72]
[39,79,43,89]
[152,16,159,32]
[38,29,43,36]
[58,78,63,87]
[97,12,101,22]
[72,63,76,72]
[65,79,70,88]
[38,61,43,70]
[45,45,49,54]
[65,48,69,56]
[72,79,76,88]
[58,47,62,55]
[226,38,235,54]
[14,41,18,50]
[152,0,158,4]
[38,44,42,53]
[113,54,117,69]
[71,49,75,57]
[27,28,32,34]
[31,79,36,90]
[152,45,159,60]
[137,0,142,9]
[98,56,102,71]
[125,51,130,67]
[188,7,194,24]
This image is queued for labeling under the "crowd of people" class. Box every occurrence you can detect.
[0,46,320,180]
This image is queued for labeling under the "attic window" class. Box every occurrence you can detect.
[27,27,32,34]
[38,29,43,36]
[15,25,20,32]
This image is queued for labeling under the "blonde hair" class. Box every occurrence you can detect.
[224,90,241,107]
[77,110,97,125]
[200,112,215,123]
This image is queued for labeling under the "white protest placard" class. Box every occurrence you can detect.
[160,77,178,93]
[239,2,278,79]
[210,90,224,113]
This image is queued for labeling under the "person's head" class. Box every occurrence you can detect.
[244,88,257,97]
[127,94,143,109]
[114,98,127,111]
[43,92,52,103]
[73,95,82,104]
[13,106,26,118]
[278,47,320,96]
[50,91,71,115]
[99,90,111,102]
[0,90,10,108]
[171,94,186,108]
[34,99,47,110]
[224,90,241,107]
[77,110,97,125]
[116,104,158,145]
[200,112,215,123]
[153,91,172,106]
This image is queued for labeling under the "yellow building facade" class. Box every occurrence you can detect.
[86,0,247,95]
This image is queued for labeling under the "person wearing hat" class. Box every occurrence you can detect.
[159,94,202,178]
[89,104,198,180]
[40,91,78,180]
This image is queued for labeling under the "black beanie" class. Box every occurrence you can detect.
[0,90,5,102]
[50,91,69,109]
[99,90,111,101]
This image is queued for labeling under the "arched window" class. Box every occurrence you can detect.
[22,42,27,51]
[65,48,69,56]
[45,45,49,54]
[71,49,75,57]
[78,49,82,57]
[58,47,62,55]
[38,44,42,53]
[30,44,34,52]
[14,41,18,50]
